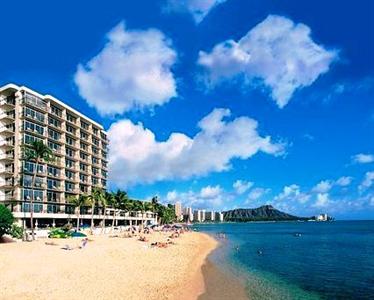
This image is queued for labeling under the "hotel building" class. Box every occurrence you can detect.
[0,83,156,227]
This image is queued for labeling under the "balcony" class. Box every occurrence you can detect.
[0,153,14,161]
[65,187,79,194]
[23,94,47,111]
[0,112,15,123]
[0,97,15,108]
[0,179,14,188]
[0,126,15,136]
[0,167,14,175]
[0,140,14,149]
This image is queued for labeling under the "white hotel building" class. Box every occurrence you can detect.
[0,84,156,227]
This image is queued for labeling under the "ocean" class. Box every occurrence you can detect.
[194,221,374,300]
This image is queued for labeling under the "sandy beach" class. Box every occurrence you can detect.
[0,231,221,300]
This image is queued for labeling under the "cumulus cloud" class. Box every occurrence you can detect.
[165,185,228,210]
[352,153,374,164]
[246,187,269,201]
[75,21,177,116]
[200,185,223,198]
[359,171,374,191]
[108,108,284,186]
[313,193,330,208]
[312,180,333,193]
[233,180,253,195]
[335,176,353,187]
[198,15,338,108]
[275,184,310,203]
[164,0,227,23]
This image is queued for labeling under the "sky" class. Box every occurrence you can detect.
[0,0,373,219]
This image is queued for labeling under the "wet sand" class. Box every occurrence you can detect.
[198,260,249,300]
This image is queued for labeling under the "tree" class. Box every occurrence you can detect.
[100,191,112,234]
[88,188,105,234]
[0,205,14,238]
[68,194,88,231]
[23,140,54,240]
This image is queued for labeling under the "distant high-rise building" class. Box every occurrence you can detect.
[205,211,215,221]
[175,201,183,221]
[183,206,193,222]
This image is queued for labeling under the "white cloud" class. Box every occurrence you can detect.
[164,0,227,23]
[75,21,177,116]
[200,185,223,198]
[108,108,284,186]
[275,184,310,204]
[164,186,228,210]
[312,180,332,193]
[198,15,338,108]
[352,153,374,164]
[335,176,353,187]
[313,193,330,208]
[359,171,374,190]
[246,187,269,201]
[233,180,253,195]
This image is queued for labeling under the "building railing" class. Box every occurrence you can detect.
[23,94,47,110]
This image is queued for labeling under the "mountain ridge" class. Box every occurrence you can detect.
[223,205,310,222]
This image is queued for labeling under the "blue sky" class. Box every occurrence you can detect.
[1,0,373,219]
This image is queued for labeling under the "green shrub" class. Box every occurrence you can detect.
[10,224,24,239]
[49,228,71,238]
[0,205,14,238]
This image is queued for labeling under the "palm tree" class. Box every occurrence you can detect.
[69,194,88,231]
[88,188,105,234]
[101,192,112,234]
[23,140,54,240]
[110,190,128,230]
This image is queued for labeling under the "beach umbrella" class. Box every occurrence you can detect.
[71,231,87,238]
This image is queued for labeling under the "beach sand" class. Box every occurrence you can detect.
[0,231,246,300]
[0,231,213,299]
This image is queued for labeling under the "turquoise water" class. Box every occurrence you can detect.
[194,221,374,300]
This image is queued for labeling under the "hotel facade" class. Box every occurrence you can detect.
[0,84,156,227]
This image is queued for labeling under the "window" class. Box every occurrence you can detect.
[92,167,99,176]
[80,131,88,140]
[65,147,75,158]
[102,170,107,178]
[47,166,61,177]
[48,141,61,153]
[81,121,89,130]
[80,151,88,161]
[92,127,99,136]
[24,107,45,123]
[24,121,44,135]
[80,163,88,172]
[50,105,62,117]
[48,117,61,128]
[92,177,99,185]
[66,124,76,135]
[65,158,75,169]
[48,129,61,141]
[23,161,44,174]
[21,188,44,213]
[92,137,100,146]
[92,156,99,165]
[23,93,47,110]
[80,173,88,183]
[101,179,107,187]
[80,142,89,151]
[23,175,44,188]
[65,170,75,180]
[92,146,99,155]
[47,178,60,190]
[47,191,58,202]
[65,181,75,192]
[66,136,76,147]
[80,184,89,193]
[66,113,76,124]
[23,134,43,145]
